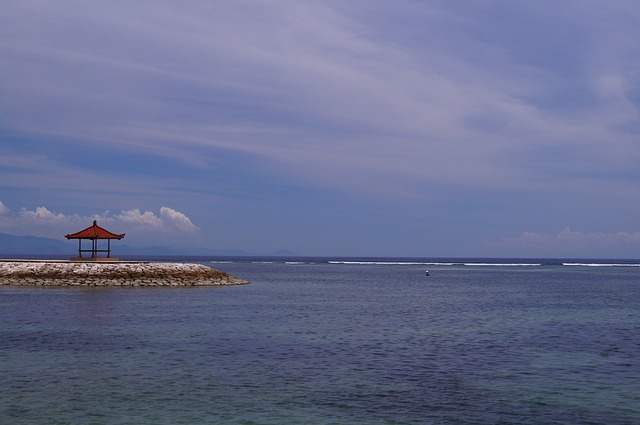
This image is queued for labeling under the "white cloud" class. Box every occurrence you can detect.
[117,209,163,227]
[0,202,200,244]
[114,207,199,234]
[19,206,70,222]
[160,206,198,232]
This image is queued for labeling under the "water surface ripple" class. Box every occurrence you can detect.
[1,260,639,424]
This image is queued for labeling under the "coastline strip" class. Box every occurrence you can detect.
[0,260,248,287]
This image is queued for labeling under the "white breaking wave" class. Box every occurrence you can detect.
[328,261,542,266]
[328,261,433,265]
[563,263,640,267]
[463,263,542,267]
[210,259,640,268]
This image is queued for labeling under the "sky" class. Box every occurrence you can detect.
[1,0,640,258]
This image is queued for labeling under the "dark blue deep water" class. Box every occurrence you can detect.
[1,258,639,424]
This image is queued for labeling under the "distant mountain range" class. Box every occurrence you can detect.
[0,232,294,257]
[0,233,73,255]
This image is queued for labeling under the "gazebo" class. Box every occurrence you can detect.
[65,220,125,260]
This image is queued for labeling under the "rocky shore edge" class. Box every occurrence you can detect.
[0,261,249,287]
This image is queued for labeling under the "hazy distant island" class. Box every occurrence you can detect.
[0,260,249,287]
[0,232,294,257]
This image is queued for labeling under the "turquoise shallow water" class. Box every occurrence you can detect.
[1,258,639,424]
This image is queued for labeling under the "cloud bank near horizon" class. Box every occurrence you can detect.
[493,227,640,258]
[0,201,200,246]
[3,200,640,258]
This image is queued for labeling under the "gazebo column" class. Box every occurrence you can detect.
[78,239,82,258]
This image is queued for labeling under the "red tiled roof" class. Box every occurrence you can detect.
[65,220,125,240]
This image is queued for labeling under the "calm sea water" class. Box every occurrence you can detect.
[1,257,639,424]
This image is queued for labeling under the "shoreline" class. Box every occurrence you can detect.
[0,260,249,287]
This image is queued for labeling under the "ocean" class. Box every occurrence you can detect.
[1,257,639,424]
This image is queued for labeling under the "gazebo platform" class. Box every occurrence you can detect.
[69,257,121,262]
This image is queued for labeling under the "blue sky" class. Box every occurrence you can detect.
[1,0,640,257]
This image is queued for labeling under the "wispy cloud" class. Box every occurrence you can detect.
[493,227,640,258]
[2,0,637,196]
[2,1,640,256]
